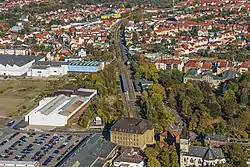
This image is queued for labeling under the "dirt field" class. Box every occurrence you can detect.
[0,79,62,118]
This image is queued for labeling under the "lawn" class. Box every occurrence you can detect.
[0,79,62,118]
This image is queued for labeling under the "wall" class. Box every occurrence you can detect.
[25,112,68,126]
[0,61,34,76]
[68,65,99,73]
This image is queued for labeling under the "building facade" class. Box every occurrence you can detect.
[110,117,155,149]
[0,55,44,76]
[25,88,97,127]
[180,138,226,167]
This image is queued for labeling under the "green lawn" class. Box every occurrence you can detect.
[0,79,62,117]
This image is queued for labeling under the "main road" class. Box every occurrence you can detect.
[112,19,139,118]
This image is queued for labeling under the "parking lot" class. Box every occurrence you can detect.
[0,132,88,166]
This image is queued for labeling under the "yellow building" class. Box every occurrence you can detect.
[110,117,155,149]
[113,13,121,19]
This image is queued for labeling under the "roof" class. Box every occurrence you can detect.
[58,134,117,167]
[240,60,250,68]
[0,54,43,67]
[205,134,228,142]
[33,61,68,67]
[111,117,154,134]
[156,59,182,65]
[183,146,225,160]
[114,147,143,164]
[69,60,101,67]
[0,160,38,165]
[201,61,212,69]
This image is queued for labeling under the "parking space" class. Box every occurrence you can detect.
[0,132,88,166]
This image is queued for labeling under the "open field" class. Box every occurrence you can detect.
[0,79,62,118]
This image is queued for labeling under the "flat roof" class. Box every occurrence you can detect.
[68,60,101,67]
[57,134,117,167]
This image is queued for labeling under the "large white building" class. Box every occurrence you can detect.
[25,88,97,126]
[27,61,68,77]
[0,54,44,76]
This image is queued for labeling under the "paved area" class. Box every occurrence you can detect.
[0,132,88,166]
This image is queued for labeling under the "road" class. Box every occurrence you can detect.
[112,19,139,118]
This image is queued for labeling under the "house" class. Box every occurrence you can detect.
[184,68,236,88]
[204,134,228,148]
[184,60,200,73]
[239,60,250,74]
[110,117,155,149]
[24,88,97,127]
[180,138,226,167]
[0,54,44,76]
[114,147,144,167]
[155,59,184,72]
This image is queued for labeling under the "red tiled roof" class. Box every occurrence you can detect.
[241,61,250,68]
[201,61,212,69]
[156,59,182,65]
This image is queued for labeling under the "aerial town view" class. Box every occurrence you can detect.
[0,0,249,166]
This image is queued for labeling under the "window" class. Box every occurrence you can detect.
[54,71,57,73]
[198,159,202,164]
[190,158,193,163]
[184,158,186,162]
[38,71,41,73]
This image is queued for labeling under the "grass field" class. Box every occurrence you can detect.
[0,79,62,118]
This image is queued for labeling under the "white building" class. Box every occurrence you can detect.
[0,160,39,167]
[27,62,68,77]
[180,138,226,167]
[25,88,97,127]
[155,59,184,72]
[0,54,44,76]
[114,148,144,167]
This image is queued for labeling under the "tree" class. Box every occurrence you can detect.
[147,157,161,167]
[224,143,248,167]
[158,147,170,167]
[169,145,179,167]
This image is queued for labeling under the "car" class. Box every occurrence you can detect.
[8,152,14,155]
[4,150,9,153]
[53,150,60,154]
[7,120,15,126]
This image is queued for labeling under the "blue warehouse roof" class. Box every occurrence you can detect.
[69,60,101,67]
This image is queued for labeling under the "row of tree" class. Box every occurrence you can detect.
[76,64,125,128]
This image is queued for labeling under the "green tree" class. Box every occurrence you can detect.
[158,147,170,167]
[147,157,161,167]
[224,143,248,167]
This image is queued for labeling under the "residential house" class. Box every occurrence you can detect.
[114,147,144,167]
[239,60,250,74]
[155,59,184,72]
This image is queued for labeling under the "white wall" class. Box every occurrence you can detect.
[0,61,34,76]
[26,112,68,126]
[28,65,68,77]
[114,161,144,167]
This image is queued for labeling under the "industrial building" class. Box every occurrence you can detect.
[68,60,104,73]
[110,117,155,149]
[25,88,97,126]
[27,60,104,77]
[0,54,44,76]
[27,61,68,77]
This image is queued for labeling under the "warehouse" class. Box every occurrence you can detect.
[0,54,44,76]
[27,61,68,77]
[68,60,104,73]
[24,88,97,126]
